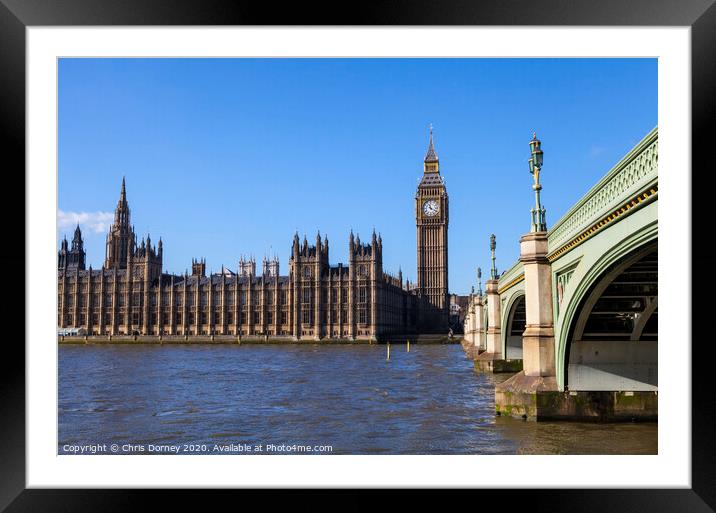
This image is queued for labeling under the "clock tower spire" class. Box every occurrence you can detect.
[415,125,449,332]
[424,124,439,170]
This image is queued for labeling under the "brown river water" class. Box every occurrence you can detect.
[58,343,657,455]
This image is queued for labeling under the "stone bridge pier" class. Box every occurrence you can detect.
[475,276,522,373]
[518,231,555,379]
[494,230,558,417]
[461,292,485,358]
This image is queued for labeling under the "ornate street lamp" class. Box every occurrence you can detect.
[490,234,498,280]
[528,132,547,232]
[476,266,483,296]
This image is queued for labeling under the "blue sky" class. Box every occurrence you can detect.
[58,58,657,294]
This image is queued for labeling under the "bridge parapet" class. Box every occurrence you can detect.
[547,127,658,256]
[497,259,524,295]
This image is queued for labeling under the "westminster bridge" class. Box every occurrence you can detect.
[463,127,658,421]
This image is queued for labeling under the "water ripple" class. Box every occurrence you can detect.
[58,344,657,455]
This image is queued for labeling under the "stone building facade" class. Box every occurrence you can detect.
[57,132,450,340]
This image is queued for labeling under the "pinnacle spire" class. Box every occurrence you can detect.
[424,124,438,163]
[113,176,130,228]
[120,176,127,204]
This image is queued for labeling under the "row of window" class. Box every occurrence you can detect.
[63,269,382,294]
[61,308,374,327]
[60,287,378,308]
[59,290,291,307]
[299,264,373,278]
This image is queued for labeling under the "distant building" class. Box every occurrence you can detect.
[449,294,470,333]
[58,132,451,340]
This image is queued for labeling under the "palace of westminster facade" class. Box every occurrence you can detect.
[57,132,450,340]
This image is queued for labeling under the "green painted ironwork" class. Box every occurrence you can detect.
[497,259,524,293]
[554,216,657,389]
[547,127,658,253]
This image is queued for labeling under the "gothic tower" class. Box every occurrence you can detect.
[288,232,330,340]
[192,258,206,277]
[415,126,449,331]
[350,230,383,340]
[239,256,256,278]
[58,223,86,271]
[104,177,136,270]
[262,255,280,277]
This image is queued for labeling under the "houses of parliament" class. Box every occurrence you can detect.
[57,131,450,340]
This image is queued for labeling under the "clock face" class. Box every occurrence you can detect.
[423,199,439,217]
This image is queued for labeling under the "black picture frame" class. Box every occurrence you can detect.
[3,1,714,511]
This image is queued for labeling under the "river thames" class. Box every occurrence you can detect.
[58,344,657,455]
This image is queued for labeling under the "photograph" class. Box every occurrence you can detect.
[1,0,710,503]
[56,57,658,456]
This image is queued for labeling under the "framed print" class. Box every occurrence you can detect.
[3,0,715,510]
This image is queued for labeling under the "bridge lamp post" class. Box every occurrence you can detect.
[490,234,498,280]
[528,132,547,232]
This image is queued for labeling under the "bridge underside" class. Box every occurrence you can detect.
[505,295,525,360]
[567,245,657,391]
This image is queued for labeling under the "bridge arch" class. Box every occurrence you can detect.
[556,226,657,391]
[501,291,526,360]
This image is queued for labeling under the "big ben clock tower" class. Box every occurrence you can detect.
[416,126,449,331]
